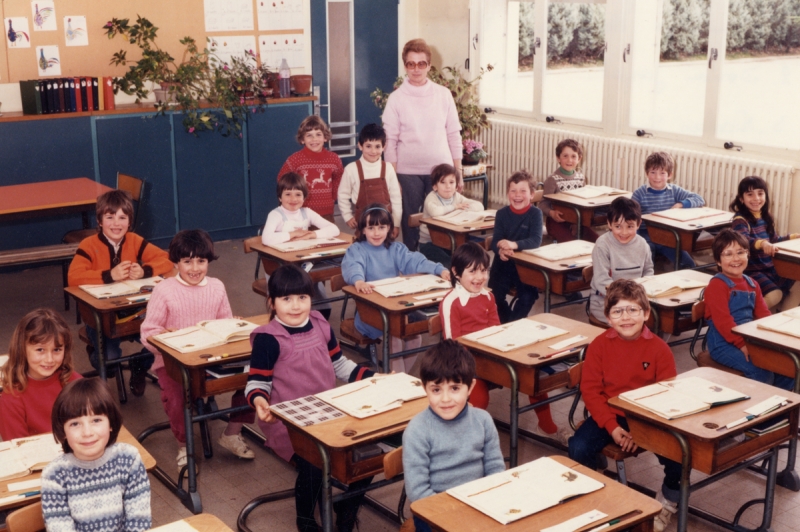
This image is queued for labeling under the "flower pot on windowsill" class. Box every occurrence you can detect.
[462,148,487,166]
[154,82,179,106]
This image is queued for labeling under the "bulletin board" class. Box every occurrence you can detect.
[0,0,310,83]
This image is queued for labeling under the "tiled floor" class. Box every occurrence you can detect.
[3,231,800,532]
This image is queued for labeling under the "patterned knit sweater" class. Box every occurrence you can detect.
[631,183,704,237]
[731,212,799,295]
[538,168,588,217]
[278,147,343,216]
[41,443,151,532]
[68,232,173,286]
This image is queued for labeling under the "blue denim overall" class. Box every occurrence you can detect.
[707,273,793,390]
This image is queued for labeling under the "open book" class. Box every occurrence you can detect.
[370,275,451,298]
[314,372,426,419]
[79,276,164,299]
[634,272,708,298]
[560,185,627,199]
[524,240,594,262]
[462,319,568,352]
[651,207,731,223]
[0,433,63,482]
[619,376,749,419]
[755,308,800,339]
[266,237,348,253]
[773,239,800,255]
[446,457,604,525]
[153,319,260,353]
[433,209,497,226]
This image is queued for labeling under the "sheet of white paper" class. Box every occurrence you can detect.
[634,272,708,297]
[267,237,346,252]
[524,241,594,262]
[433,210,496,225]
[148,520,199,532]
[204,0,254,32]
[651,207,729,222]
[661,376,748,405]
[372,275,450,298]
[63,16,88,46]
[36,45,60,76]
[315,373,425,419]
[209,35,257,66]
[745,395,788,416]
[774,239,800,254]
[31,0,56,31]
[548,335,588,351]
[198,319,258,340]
[412,290,450,301]
[463,320,568,352]
[7,478,41,492]
[5,17,31,48]
[155,327,224,353]
[259,32,305,70]
[541,509,608,532]
[258,0,304,31]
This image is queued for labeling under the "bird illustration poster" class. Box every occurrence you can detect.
[36,45,61,76]
[63,16,87,46]
[31,1,56,31]
[5,17,31,48]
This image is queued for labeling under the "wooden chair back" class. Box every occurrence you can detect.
[428,314,442,336]
[117,173,144,202]
[331,274,346,293]
[6,502,45,532]
[582,265,593,283]
[408,213,424,228]
[383,447,404,480]
[691,299,705,323]
[243,236,261,254]
[532,189,544,204]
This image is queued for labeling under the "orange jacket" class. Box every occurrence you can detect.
[68,232,173,286]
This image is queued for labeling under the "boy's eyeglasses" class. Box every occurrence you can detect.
[721,250,749,259]
[405,61,429,70]
[608,305,643,319]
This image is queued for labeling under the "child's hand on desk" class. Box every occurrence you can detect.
[671,203,684,209]
[355,280,375,294]
[129,263,145,280]
[455,202,472,210]
[498,248,515,261]
[549,210,566,223]
[439,270,451,282]
[253,396,278,423]
[612,426,638,452]
[111,261,132,281]
[289,230,316,241]
[346,218,358,230]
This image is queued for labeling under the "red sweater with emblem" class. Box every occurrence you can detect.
[278,147,343,216]
[438,285,500,339]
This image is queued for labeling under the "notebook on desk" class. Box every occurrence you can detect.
[0,433,63,482]
[266,237,348,253]
[524,240,594,262]
[650,207,730,223]
[773,239,800,255]
[634,272,708,298]
[370,275,451,298]
[432,209,496,225]
[755,309,800,339]
[560,185,627,199]
[462,319,568,352]
[314,373,426,419]
[619,376,749,419]
[152,319,259,353]
[79,276,164,299]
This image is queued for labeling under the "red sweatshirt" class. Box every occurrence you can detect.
[704,274,770,348]
[0,371,81,440]
[278,147,343,216]
[438,284,500,339]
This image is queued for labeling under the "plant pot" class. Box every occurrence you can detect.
[155,82,179,105]
[462,149,486,166]
[291,75,313,96]
[265,73,280,95]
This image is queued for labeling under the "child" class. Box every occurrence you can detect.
[568,279,680,532]
[590,197,654,324]
[730,175,800,311]
[246,264,375,532]
[403,340,505,532]
[140,230,255,473]
[278,115,343,222]
[341,204,450,373]
[538,139,599,243]
[631,151,704,269]
[42,378,151,532]
[68,189,173,396]
[705,229,794,390]
[488,170,542,324]
[440,242,571,443]
[337,123,402,232]
[420,163,484,268]
[0,308,81,440]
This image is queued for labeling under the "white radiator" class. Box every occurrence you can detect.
[470,119,795,234]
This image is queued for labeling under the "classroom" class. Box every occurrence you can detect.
[2,1,800,532]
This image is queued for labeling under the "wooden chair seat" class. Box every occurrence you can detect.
[340,318,381,346]
[62,228,96,244]
[252,278,268,298]
[689,296,743,376]
[695,231,714,251]
[6,501,44,532]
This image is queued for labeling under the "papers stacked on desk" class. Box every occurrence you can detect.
[523,240,594,262]
[0,433,63,482]
[634,272,708,298]
[619,376,749,419]
[755,308,800,338]
[314,373,426,419]
[446,457,604,525]
[370,275,451,298]
[773,239,800,255]
[432,209,497,225]
[560,185,626,199]
[651,207,730,223]
[462,319,568,352]
[153,318,259,353]
[148,521,199,532]
[266,237,347,253]
[79,276,164,299]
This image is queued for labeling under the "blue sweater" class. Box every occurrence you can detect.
[490,205,542,275]
[402,405,505,502]
[342,240,445,284]
[631,183,704,235]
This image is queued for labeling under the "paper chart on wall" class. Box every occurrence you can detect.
[204,0,254,32]
[31,0,56,31]
[257,0,305,31]
[36,45,61,76]
[5,17,31,48]
[259,33,305,70]
[210,35,257,67]
[63,16,88,46]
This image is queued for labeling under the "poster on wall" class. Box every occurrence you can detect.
[259,33,305,70]
[209,35,257,67]
[204,0,254,32]
[63,16,88,46]
[36,45,61,76]
[5,17,31,48]
[257,0,304,31]
[31,0,56,31]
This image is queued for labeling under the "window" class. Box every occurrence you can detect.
[326,0,356,157]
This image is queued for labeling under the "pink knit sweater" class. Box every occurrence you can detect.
[140,276,233,371]
[382,79,463,175]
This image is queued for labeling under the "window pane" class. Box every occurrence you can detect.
[479,1,534,112]
[542,2,605,122]
[716,0,800,150]
[327,1,355,155]
[629,0,709,136]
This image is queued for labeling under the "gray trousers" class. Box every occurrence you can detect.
[397,173,431,251]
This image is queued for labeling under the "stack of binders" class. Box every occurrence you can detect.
[19,76,117,115]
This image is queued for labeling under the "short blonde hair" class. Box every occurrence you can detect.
[296,115,332,144]
[402,39,432,64]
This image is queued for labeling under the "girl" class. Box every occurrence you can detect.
[538,139,599,243]
[419,163,484,267]
[342,204,451,373]
[140,230,255,473]
[0,308,81,440]
[246,264,375,532]
[730,175,800,311]
[439,243,570,444]
[41,378,151,532]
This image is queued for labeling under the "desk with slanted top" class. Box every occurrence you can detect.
[244,234,353,283]
[418,217,494,254]
[544,190,630,240]
[641,209,732,271]
[511,248,592,313]
[643,270,712,343]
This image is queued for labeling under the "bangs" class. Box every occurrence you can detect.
[268,264,314,299]
[365,209,392,226]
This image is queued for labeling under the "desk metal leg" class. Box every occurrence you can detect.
[381,310,390,374]
[571,207,582,241]
[505,362,519,468]
[541,270,552,314]
[448,232,456,255]
[667,429,692,532]
[665,227,682,271]
[93,311,106,381]
[178,365,202,514]
[317,441,334,532]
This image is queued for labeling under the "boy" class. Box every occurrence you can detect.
[488,170,542,323]
[632,151,704,268]
[278,115,343,222]
[337,123,402,235]
[403,340,505,532]
[568,279,680,532]
[705,229,793,389]
[68,190,173,396]
[590,197,653,324]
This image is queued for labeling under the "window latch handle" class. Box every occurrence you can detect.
[623,44,630,63]
[708,48,718,69]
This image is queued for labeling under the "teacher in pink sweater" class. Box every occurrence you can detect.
[383,38,463,251]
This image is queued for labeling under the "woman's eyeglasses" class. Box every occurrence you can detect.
[404,61,429,70]
[608,305,643,319]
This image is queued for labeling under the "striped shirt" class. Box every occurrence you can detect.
[631,183,704,236]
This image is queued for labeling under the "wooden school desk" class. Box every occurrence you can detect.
[0,177,112,226]
[160,514,233,532]
[144,314,269,514]
[643,270,712,344]
[239,397,428,532]
[458,314,605,467]
[410,455,662,532]
[0,426,154,512]
[244,234,353,285]
[544,189,630,240]
[609,367,800,532]
[418,216,494,254]
[772,247,800,283]
[641,209,733,271]
[512,248,592,313]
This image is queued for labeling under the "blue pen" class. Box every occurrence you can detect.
[22,491,40,497]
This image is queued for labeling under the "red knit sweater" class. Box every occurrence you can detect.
[0,371,81,440]
[704,274,770,348]
[68,232,173,286]
[278,147,343,216]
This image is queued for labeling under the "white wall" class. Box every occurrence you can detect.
[398,0,470,73]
